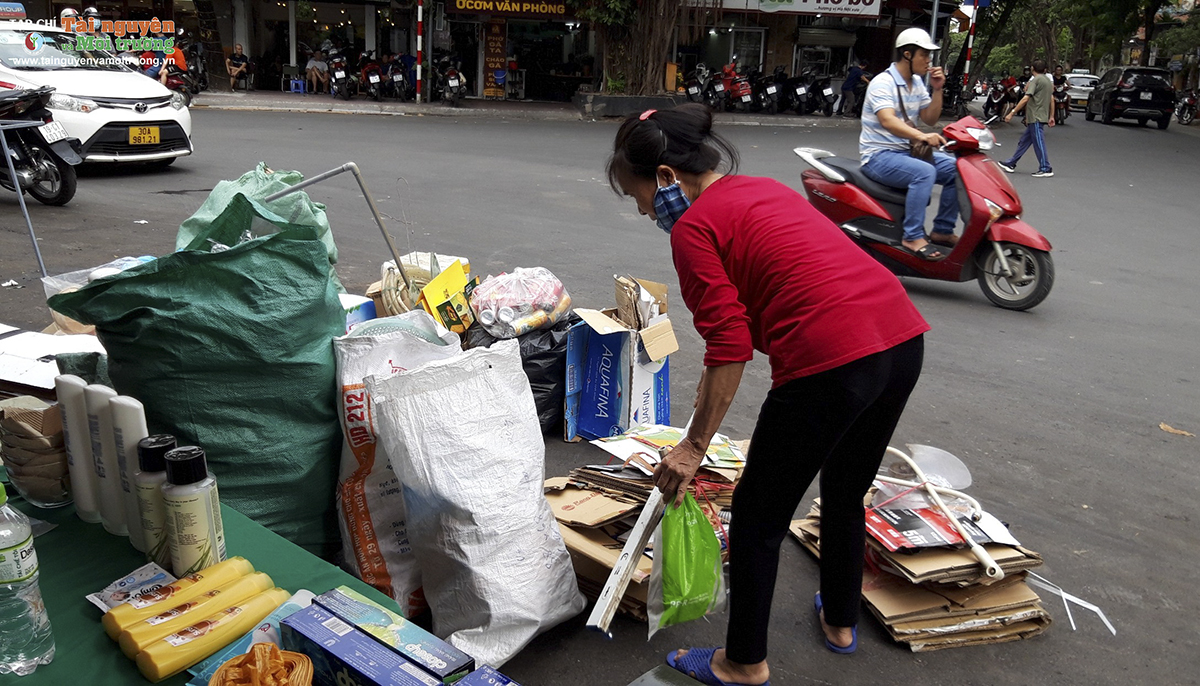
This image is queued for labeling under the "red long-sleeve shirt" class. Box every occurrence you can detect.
[670,175,929,388]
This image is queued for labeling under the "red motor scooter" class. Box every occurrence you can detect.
[794,115,1054,311]
[721,61,753,113]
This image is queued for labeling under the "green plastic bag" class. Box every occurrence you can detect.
[175,162,338,268]
[648,494,727,638]
[49,195,345,558]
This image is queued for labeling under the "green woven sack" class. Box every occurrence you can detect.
[49,195,344,558]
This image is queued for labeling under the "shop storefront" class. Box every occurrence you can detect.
[439,0,595,101]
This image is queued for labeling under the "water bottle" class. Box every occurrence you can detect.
[0,482,55,676]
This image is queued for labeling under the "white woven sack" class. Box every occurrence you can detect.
[367,339,586,666]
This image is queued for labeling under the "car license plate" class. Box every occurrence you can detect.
[128,126,160,145]
[766,86,777,94]
[742,94,751,102]
[369,74,380,83]
[334,70,346,79]
[38,121,68,144]
[797,86,807,95]
[1074,99,1086,105]
[715,83,724,91]
[823,87,833,96]
[1140,91,1152,100]
[688,86,699,94]
[448,78,460,87]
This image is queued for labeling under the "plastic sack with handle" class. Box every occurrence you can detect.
[366,340,585,666]
[648,493,727,638]
[469,267,572,339]
[334,311,463,617]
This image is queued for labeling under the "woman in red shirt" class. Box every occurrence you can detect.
[607,104,929,686]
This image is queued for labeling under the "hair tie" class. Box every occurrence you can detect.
[639,109,657,121]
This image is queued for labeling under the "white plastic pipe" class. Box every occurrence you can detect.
[83,384,127,536]
[54,375,101,523]
[109,396,150,552]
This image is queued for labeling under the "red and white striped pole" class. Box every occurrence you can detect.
[416,0,424,103]
[962,5,978,88]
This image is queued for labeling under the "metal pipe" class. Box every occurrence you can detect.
[0,121,48,277]
[990,240,1015,278]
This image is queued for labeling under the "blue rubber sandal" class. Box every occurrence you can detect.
[814,593,857,654]
[665,647,770,686]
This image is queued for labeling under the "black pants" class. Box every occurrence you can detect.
[725,334,924,664]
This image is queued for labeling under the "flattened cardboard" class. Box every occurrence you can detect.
[905,617,1051,652]
[544,479,639,528]
[559,522,652,585]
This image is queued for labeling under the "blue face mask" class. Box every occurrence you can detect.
[653,181,691,234]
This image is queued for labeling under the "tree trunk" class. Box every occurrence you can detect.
[1139,0,1164,66]
[974,0,1020,76]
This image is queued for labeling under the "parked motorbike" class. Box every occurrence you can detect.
[359,50,384,102]
[183,38,207,93]
[437,56,467,107]
[1175,88,1197,125]
[720,61,753,113]
[794,115,1054,311]
[0,86,82,206]
[328,48,355,100]
[794,67,835,116]
[684,63,723,110]
[384,61,411,101]
[751,66,784,114]
[1053,80,1070,124]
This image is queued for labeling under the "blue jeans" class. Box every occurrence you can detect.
[1004,122,1050,173]
[862,150,959,242]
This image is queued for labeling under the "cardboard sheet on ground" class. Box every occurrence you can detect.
[0,324,106,391]
[592,425,746,470]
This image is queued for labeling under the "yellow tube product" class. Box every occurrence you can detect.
[117,571,273,658]
[134,587,290,683]
[102,557,254,639]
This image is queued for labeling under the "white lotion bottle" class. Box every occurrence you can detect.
[53,375,101,523]
[161,446,226,577]
[135,434,176,568]
[82,384,126,536]
[109,396,150,552]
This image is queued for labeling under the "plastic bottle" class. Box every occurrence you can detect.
[83,384,127,536]
[0,482,55,675]
[109,396,150,552]
[161,447,226,578]
[53,375,101,523]
[135,435,176,569]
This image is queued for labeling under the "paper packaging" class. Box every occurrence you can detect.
[339,294,378,334]
[457,666,522,686]
[544,477,638,528]
[419,260,475,334]
[564,277,677,441]
[281,605,443,686]
[313,586,474,684]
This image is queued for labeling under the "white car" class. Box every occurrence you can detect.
[1066,72,1099,112]
[0,21,192,165]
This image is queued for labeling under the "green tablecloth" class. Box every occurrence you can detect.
[11,500,394,685]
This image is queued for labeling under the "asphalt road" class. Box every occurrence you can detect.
[2,109,1198,685]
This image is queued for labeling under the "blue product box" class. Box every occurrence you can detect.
[313,586,474,684]
[282,605,444,686]
[456,666,522,686]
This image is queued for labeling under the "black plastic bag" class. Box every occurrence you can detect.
[464,312,580,434]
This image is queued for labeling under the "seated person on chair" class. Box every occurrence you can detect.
[227,44,249,89]
[858,27,958,261]
[306,50,329,92]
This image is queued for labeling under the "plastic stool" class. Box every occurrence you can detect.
[290,79,306,93]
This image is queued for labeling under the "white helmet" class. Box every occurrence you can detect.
[895,27,940,51]
[59,7,80,21]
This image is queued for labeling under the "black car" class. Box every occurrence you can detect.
[1085,66,1175,129]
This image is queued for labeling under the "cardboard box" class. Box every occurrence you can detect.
[340,294,378,334]
[456,666,522,686]
[281,605,443,686]
[564,278,677,441]
[312,586,474,684]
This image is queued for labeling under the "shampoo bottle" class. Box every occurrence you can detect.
[161,447,226,578]
[135,434,176,568]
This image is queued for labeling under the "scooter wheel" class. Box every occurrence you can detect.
[1179,108,1195,125]
[26,147,77,207]
[977,242,1054,311]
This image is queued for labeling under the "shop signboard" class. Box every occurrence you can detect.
[754,0,881,17]
[450,0,571,19]
[484,19,507,98]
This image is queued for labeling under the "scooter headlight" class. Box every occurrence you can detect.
[985,198,1004,223]
[48,93,98,114]
[967,127,996,151]
[170,91,187,110]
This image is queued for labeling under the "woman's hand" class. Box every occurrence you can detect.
[654,437,706,508]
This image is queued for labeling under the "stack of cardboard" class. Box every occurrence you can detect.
[790,502,1051,651]
[545,426,746,621]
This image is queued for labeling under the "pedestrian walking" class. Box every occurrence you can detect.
[999,59,1054,178]
[607,103,929,686]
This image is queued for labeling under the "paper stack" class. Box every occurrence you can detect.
[790,499,1051,651]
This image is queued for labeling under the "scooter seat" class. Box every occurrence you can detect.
[822,157,909,207]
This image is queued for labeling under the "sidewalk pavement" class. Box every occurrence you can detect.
[190,89,863,128]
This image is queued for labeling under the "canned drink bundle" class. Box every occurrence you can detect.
[470,267,572,339]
